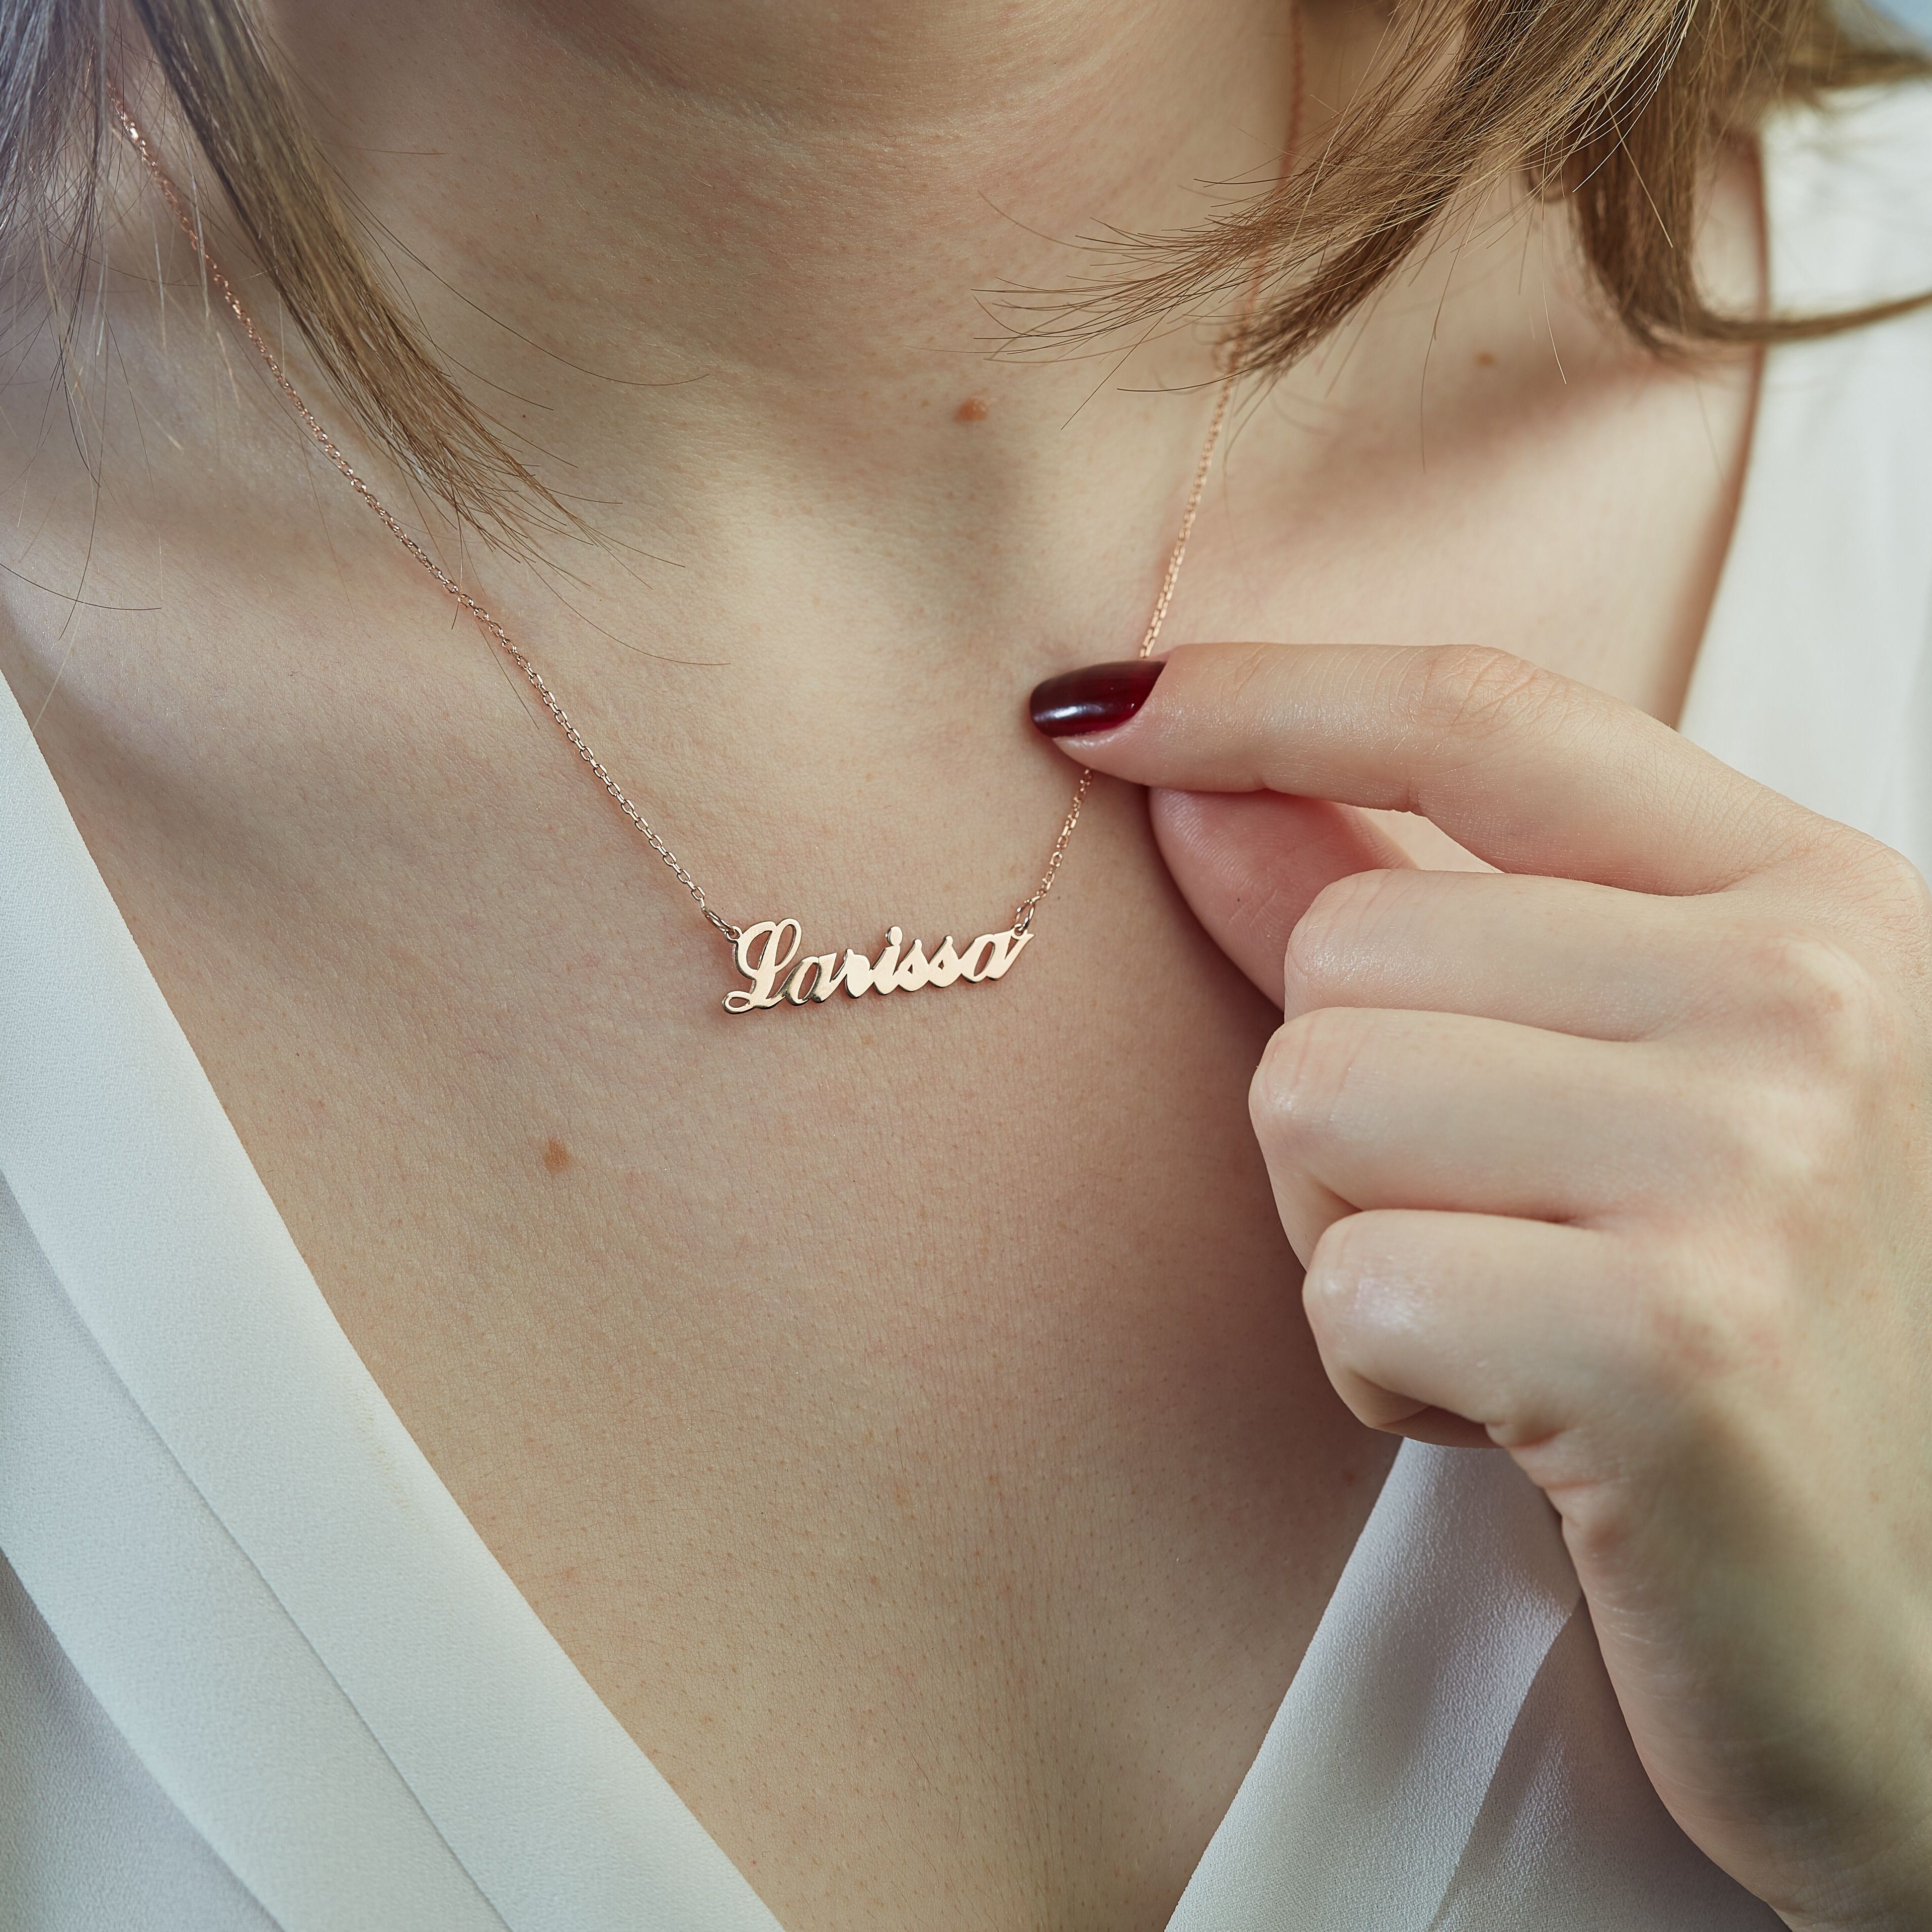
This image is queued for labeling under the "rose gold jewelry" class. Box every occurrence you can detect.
[111,51,1299,1015]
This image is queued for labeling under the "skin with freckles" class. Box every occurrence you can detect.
[0,0,1767,1925]
[1048,642,1932,1930]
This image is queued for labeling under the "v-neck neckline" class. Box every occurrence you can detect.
[8,90,1913,1931]
[0,648,1594,1927]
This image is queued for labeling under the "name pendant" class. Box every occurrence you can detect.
[722,919,1032,1014]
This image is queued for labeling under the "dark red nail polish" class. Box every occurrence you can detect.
[1028,659,1165,738]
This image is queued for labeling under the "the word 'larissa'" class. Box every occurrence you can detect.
[723,920,1032,1014]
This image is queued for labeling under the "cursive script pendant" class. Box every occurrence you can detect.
[723,920,1033,1014]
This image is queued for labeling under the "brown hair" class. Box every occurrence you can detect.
[5,0,1927,536]
[1107,0,1932,370]
[5,0,558,542]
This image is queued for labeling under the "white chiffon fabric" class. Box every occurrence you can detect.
[4,86,1929,1932]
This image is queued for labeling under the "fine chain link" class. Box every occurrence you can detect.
[1011,11,1303,933]
[112,69,1292,949]
[1009,362,1238,934]
[112,94,745,941]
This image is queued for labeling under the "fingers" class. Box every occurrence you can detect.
[1147,788,1413,1004]
[1249,1008,1694,1259]
[1051,642,1809,895]
[1302,1210,1625,1445]
[1279,866,1738,1038]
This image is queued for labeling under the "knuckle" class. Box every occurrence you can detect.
[1301,1218,1367,1329]
[1665,1071,1864,1254]
[1409,646,1571,749]
[1725,1083,1857,1197]
[1250,1008,1366,1155]
[1733,927,1897,1078]
[1300,1236,1347,1316]
[1612,1241,1794,1411]
[1842,834,1932,947]
[1787,829,1932,951]
[1283,869,1401,1010]
[1310,1205,1373,1276]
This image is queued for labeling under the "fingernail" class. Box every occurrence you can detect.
[1028,659,1165,738]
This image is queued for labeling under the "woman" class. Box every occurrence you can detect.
[1,0,1928,1926]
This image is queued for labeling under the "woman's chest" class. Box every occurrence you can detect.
[45,677,1382,1926]
[2,281,1753,1919]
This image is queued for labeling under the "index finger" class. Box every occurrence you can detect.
[1038,642,1812,895]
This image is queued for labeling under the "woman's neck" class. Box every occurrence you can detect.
[257,0,1306,520]
[103,0,1747,707]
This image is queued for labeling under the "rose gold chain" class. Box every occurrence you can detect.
[1012,11,1303,933]
[113,93,745,941]
[1009,355,1241,933]
[112,44,1299,949]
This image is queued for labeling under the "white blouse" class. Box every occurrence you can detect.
[3,84,1929,1932]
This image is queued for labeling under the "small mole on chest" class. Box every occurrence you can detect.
[541,1137,573,1174]
[953,394,990,423]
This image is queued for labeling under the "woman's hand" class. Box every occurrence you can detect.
[1031,642,1932,1931]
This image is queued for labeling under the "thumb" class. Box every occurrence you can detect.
[1150,789,1413,1006]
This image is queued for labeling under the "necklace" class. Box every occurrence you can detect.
[112,77,1294,1017]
